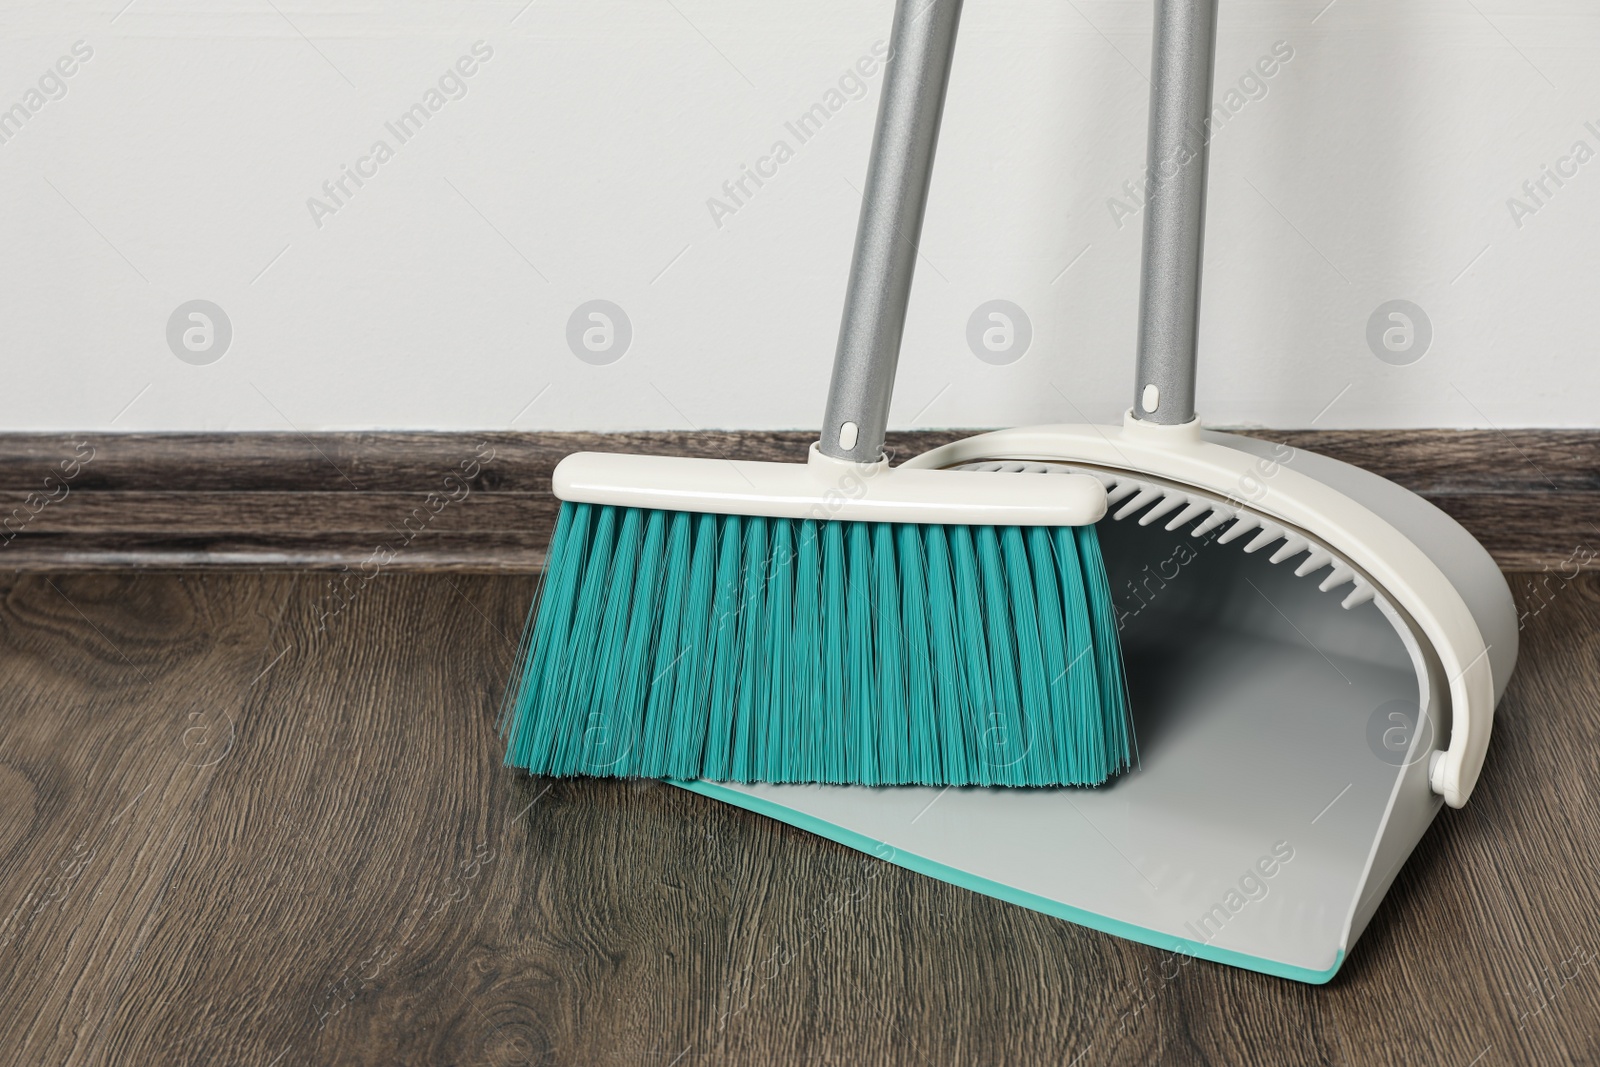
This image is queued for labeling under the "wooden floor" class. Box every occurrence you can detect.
[1,569,1597,1066]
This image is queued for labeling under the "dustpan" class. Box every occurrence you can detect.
[678,0,1518,981]
[684,412,1515,982]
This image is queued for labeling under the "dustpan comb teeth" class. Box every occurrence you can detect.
[957,462,1377,610]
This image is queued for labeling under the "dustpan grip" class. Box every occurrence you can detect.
[819,0,964,464]
[1133,0,1219,426]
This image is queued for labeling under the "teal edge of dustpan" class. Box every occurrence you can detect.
[678,780,1344,986]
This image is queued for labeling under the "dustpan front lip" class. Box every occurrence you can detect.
[679,780,1345,987]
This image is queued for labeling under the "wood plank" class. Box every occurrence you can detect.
[0,531,552,573]
[2,429,1594,491]
[0,431,1594,572]
[0,573,299,1063]
[0,570,1596,1064]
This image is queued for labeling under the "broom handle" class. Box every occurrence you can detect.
[820,0,964,464]
[1133,0,1218,426]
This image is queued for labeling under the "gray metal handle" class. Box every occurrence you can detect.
[1133,0,1219,426]
[819,0,964,463]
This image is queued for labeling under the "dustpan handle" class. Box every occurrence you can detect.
[820,0,964,464]
[1133,0,1219,426]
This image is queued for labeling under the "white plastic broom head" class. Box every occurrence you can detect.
[552,445,1109,528]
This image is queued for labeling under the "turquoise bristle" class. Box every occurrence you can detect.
[502,503,1132,787]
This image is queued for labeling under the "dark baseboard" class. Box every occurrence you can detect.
[1,430,1594,572]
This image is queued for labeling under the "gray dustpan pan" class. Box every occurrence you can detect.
[679,0,1518,982]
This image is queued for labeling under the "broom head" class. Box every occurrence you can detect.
[501,447,1130,787]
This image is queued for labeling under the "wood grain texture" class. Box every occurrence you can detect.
[0,569,1596,1066]
[0,430,1594,572]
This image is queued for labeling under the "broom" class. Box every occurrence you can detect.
[502,0,1130,787]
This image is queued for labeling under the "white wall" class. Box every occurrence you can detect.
[0,0,1594,433]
